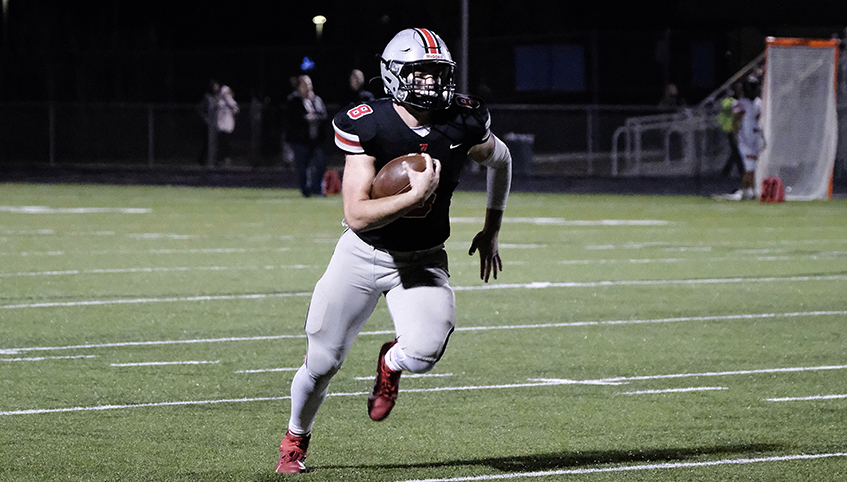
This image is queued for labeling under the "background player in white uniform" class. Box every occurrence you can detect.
[275,28,513,473]
[732,76,765,200]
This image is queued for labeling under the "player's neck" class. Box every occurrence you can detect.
[393,102,431,128]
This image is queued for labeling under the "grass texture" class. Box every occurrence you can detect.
[0,182,845,481]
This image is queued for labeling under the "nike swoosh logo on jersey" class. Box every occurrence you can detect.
[450,143,462,149]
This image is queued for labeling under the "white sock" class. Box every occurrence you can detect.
[384,344,403,372]
[385,343,435,373]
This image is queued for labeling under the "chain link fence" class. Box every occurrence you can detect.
[0,101,678,174]
[1,99,844,180]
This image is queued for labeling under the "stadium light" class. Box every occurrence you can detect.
[313,15,326,40]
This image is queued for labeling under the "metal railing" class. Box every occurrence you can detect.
[2,99,844,179]
[610,48,847,180]
[0,102,673,175]
[610,109,729,177]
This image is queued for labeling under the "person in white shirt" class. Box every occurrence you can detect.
[198,79,240,166]
[732,76,765,200]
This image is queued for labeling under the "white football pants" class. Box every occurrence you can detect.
[288,229,455,434]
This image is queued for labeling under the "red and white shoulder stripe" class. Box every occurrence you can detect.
[332,120,364,154]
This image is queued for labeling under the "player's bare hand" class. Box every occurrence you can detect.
[468,229,502,283]
[404,153,441,203]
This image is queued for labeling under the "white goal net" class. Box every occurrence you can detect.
[758,37,840,200]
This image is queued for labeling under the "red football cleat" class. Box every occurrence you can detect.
[275,430,310,473]
[368,340,402,421]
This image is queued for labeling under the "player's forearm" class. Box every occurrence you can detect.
[481,208,504,235]
[343,192,428,232]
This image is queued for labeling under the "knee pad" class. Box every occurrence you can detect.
[305,342,344,380]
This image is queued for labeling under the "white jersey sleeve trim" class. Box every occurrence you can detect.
[333,119,365,154]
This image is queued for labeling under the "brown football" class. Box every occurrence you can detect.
[370,153,427,199]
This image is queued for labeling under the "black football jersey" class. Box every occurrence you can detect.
[333,95,491,252]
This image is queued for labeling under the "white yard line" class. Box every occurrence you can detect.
[4,250,841,276]
[0,247,291,257]
[587,239,847,250]
[0,333,311,355]
[3,310,845,355]
[4,248,844,278]
[0,291,312,310]
[3,274,846,310]
[767,394,847,402]
[2,364,844,416]
[0,264,314,278]
[452,274,847,292]
[0,355,96,362]
[0,396,297,416]
[451,217,670,226]
[531,364,847,385]
[235,367,300,374]
[556,253,845,265]
[617,387,728,395]
[353,373,453,380]
[0,206,151,214]
[395,453,847,482]
[110,360,220,367]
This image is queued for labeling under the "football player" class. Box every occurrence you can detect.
[276,27,513,473]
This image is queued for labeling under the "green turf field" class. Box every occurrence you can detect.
[1,182,845,481]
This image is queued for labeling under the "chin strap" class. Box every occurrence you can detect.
[480,135,512,210]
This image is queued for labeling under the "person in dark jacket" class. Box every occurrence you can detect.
[285,75,328,197]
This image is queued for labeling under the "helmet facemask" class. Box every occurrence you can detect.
[383,58,455,111]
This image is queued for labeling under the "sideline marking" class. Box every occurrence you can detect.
[2,364,844,416]
[0,291,312,310]
[0,206,151,214]
[0,355,96,362]
[556,253,845,266]
[110,360,220,367]
[3,310,846,355]
[586,239,847,250]
[767,394,847,402]
[353,373,453,381]
[0,247,291,257]
[0,264,314,278]
[235,367,299,374]
[531,364,847,385]
[395,453,847,482]
[4,274,847,310]
[451,217,670,226]
[452,274,847,292]
[617,387,728,395]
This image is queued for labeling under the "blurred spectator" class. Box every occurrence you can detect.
[347,69,375,105]
[286,75,300,101]
[197,79,240,166]
[732,75,765,200]
[285,75,328,197]
[718,82,744,177]
[658,83,686,108]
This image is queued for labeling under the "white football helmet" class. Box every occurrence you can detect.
[380,28,456,111]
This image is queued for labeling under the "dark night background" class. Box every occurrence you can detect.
[2,0,846,106]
